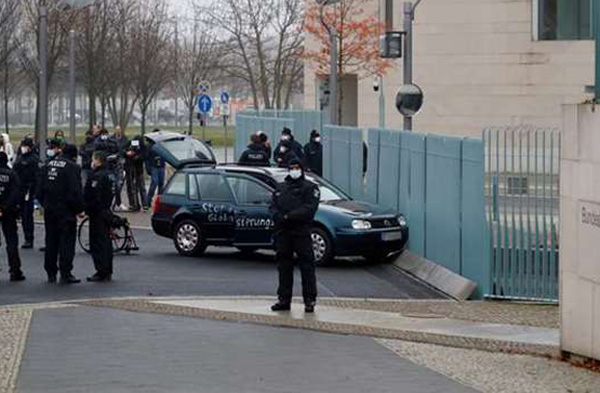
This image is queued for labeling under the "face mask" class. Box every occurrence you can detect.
[91,161,100,170]
[47,149,56,158]
[101,134,108,140]
[289,169,302,180]
[314,137,321,143]
[21,147,30,155]
[280,147,287,153]
[281,135,290,141]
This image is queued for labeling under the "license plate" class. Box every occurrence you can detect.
[382,231,403,242]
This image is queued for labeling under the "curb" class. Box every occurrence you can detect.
[77,298,560,360]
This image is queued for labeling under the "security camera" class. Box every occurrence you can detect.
[373,77,380,93]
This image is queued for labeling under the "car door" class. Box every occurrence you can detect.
[226,175,275,246]
[157,172,188,222]
[190,173,236,242]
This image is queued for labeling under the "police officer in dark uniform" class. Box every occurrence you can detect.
[84,151,115,282]
[238,133,270,166]
[269,158,320,313]
[274,127,304,161]
[13,137,39,249]
[0,152,25,282]
[303,130,323,176]
[274,139,298,168]
[38,144,84,284]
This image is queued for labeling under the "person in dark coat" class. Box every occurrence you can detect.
[111,126,129,210]
[38,144,84,284]
[303,130,323,176]
[80,131,96,186]
[125,135,148,211]
[274,139,298,168]
[84,151,115,282]
[13,137,39,249]
[0,152,25,281]
[269,158,320,313]
[257,131,272,160]
[273,128,304,161]
[238,133,270,167]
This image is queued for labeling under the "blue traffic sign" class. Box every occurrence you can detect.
[220,91,230,104]
[198,94,212,114]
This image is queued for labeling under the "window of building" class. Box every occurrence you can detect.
[539,0,592,40]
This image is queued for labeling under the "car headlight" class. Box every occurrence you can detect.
[397,215,407,227]
[352,220,372,230]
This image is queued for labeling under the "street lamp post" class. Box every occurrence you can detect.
[401,0,423,131]
[39,5,49,158]
[68,30,76,143]
[317,0,342,126]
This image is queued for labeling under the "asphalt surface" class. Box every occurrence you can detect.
[17,307,476,393]
[0,225,443,306]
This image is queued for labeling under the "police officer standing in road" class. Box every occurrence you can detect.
[84,151,115,282]
[0,152,25,282]
[13,137,38,249]
[238,133,270,166]
[303,130,323,176]
[269,158,320,313]
[38,144,84,284]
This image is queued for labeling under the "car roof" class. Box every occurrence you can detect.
[180,165,285,176]
[144,131,187,143]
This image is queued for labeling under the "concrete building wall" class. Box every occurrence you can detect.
[560,104,600,362]
[304,0,595,137]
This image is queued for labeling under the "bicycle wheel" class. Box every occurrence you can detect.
[78,217,91,254]
[111,224,129,253]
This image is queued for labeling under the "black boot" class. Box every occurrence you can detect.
[271,302,291,312]
[21,242,33,249]
[10,272,26,282]
[60,275,81,284]
[47,274,57,283]
[304,302,316,313]
[87,273,112,283]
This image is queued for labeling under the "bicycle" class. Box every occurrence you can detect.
[78,214,139,255]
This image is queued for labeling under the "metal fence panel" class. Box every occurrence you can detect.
[366,130,381,205]
[406,133,427,256]
[484,126,559,302]
[322,125,364,198]
[425,135,462,273]
[461,139,488,298]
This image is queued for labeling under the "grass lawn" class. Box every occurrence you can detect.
[6,125,236,147]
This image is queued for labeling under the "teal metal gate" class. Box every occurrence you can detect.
[484,127,560,302]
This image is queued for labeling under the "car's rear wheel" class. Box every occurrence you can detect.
[174,220,207,257]
[311,227,333,266]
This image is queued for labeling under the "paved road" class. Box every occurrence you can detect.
[0,225,443,306]
[17,306,476,393]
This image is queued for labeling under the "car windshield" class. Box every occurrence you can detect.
[270,172,349,202]
[162,138,214,163]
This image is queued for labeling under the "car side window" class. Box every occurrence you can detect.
[188,174,199,200]
[227,176,272,206]
[164,173,186,196]
[196,174,233,202]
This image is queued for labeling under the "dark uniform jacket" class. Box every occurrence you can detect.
[274,138,304,162]
[269,175,320,233]
[84,167,114,217]
[37,155,84,218]
[80,138,95,170]
[238,143,270,167]
[125,137,146,172]
[0,166,21,215]
[303,141,323,176]
[13,151,39,198]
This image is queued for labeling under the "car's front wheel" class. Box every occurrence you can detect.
[173,220,207,257]
[311,227,333,266]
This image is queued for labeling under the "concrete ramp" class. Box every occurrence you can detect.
[393,252,477,301]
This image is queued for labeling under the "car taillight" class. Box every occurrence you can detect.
[152,195,162,213]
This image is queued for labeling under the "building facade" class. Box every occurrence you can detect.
[303,0,594,137]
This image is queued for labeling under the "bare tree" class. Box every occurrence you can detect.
[0,0,22,133]
[130,0,172,134]
[174,21,220,135]
[18,0,76,140]
[203,0,304,110]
